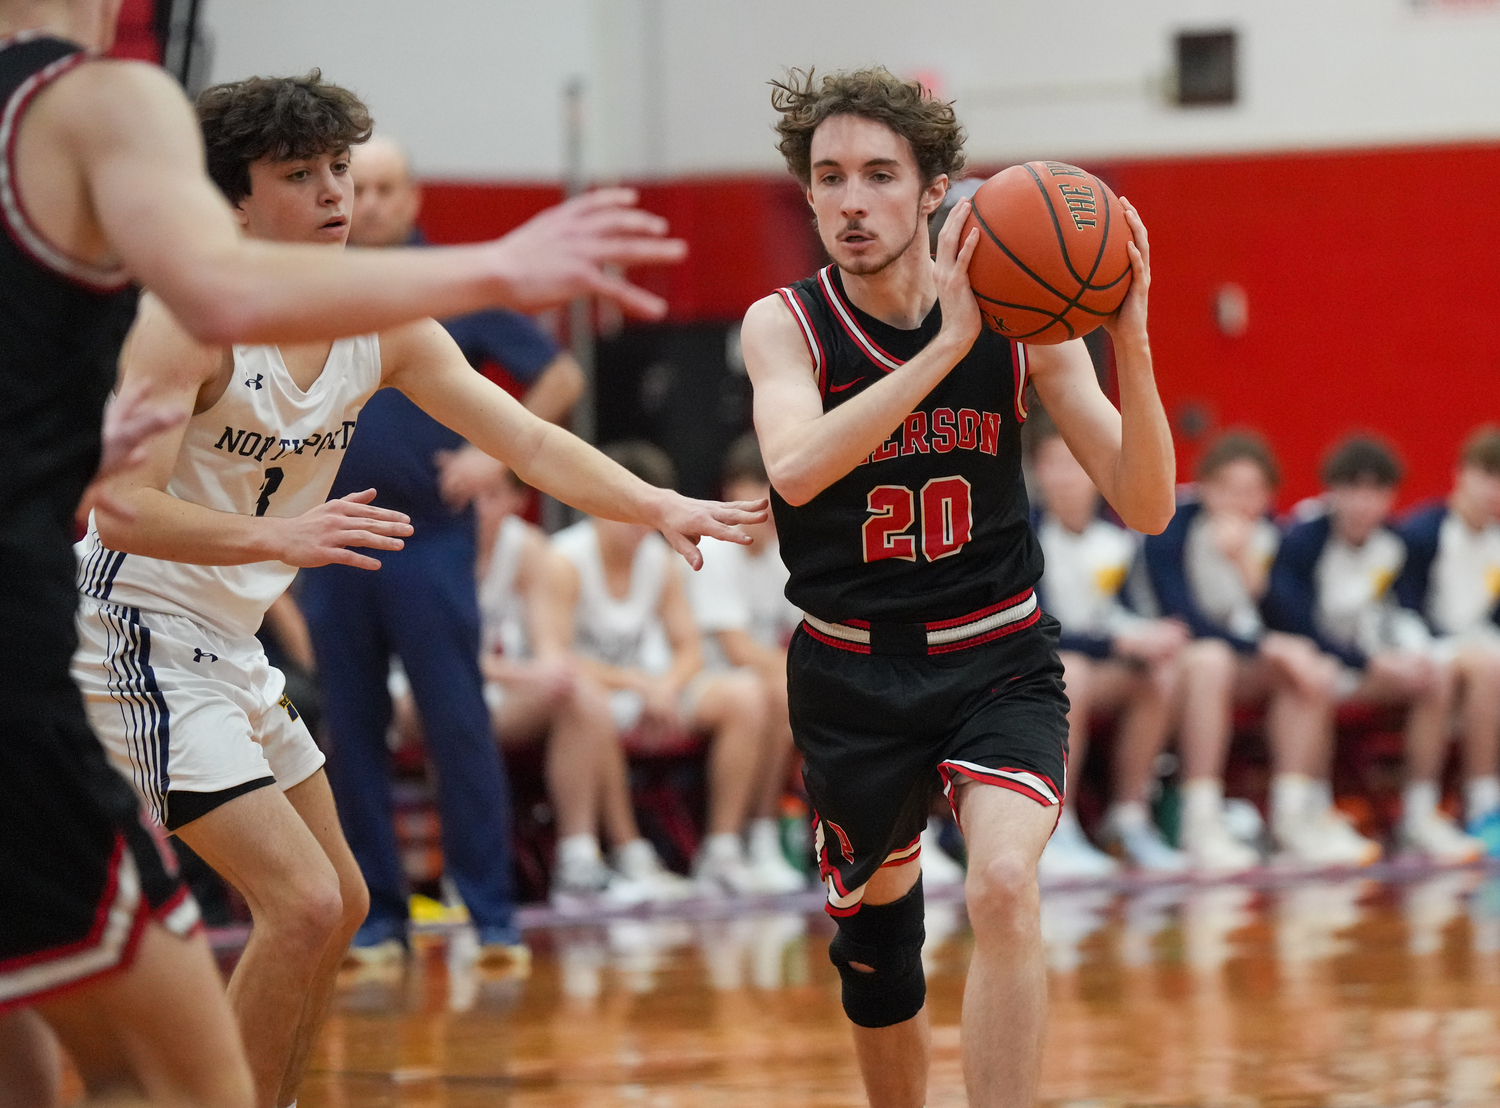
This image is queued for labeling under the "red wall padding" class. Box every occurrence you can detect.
[417,143,1500,507]
[1098,143,1500,510]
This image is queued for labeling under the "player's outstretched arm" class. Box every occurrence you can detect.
[1027,199,1175,535]
[742,197,984,506]
[92,297,414,569]
[53,62,683,345]
[382,320,766,570]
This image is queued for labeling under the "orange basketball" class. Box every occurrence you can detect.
[961,161,1132,345]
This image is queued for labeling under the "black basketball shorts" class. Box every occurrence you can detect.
[788,609,1070,916]
[0,706,199,1014]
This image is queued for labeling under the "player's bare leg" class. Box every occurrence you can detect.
[1107,659,1180,805]
[32,922,254,1108]
[1178,639,1236,783]
[1458,647,1500,783]
[1257,637,1339,778]
[847,859,929,1108]
[690,672,767,835]
[493,679,610,839]
[954,782,1061,1108]
[749,673,796,820]
[0,1009,62,1108]
[175,779,353,1108]
[276,772,369,1107]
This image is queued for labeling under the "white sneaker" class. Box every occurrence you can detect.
[693,832,761,897]
[1037,810,1119,880]
[550,838,615,907]
[919,818,966,888]
[1275,809,1380,868]
[609,838,696,904]
[1401,810,1484,865]
[1182,810,1260,874]
[745,821,808,894]
[1101,809,1188,873]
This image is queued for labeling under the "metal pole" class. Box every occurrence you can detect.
[563,78,596,448]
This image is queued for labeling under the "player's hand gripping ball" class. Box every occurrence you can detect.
[962,161,1132,345]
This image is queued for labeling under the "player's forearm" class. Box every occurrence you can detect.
[94,487,285,566]
[763,336,969,506]
[1107,337,1175,535]
[162,241,510,346]
[508,423,674,528]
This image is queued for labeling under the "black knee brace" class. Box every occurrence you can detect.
[828,875,926,1028]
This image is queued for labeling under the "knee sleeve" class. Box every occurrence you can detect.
[828,875,926,1028]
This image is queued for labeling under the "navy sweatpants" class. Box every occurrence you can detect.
[300,527,517,944]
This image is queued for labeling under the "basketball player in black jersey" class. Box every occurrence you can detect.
[741,69,1175,1108]
[0,0,693,1102]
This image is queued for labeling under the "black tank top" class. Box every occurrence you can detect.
[770,265,1042,625]
[0,33,139,714]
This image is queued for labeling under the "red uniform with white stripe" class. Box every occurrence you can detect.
[770,265,1069,914]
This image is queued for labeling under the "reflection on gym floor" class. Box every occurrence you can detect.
[307,868,1500,1107]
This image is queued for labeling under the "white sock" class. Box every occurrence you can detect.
[1310,779,1334,816]
[1467,776,1500,823]
[1270,774,1313,830]
[1108,800,1150,831]
[747,818,780,859]
[280,1102,296,1108]
[557,832,602,868]
[1183,777,1224,827]
[701,831,743,862]
[1404,780,1439,824]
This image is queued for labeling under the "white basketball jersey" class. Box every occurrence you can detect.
[1037,515,1146,640]
[478,515,532,659]
[551,519,671,672]
[77,336,383,639]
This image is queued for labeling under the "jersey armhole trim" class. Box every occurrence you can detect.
[817,265,905,374]
[1011,341,1029,423]
[775,286,825,395]
[0,47,131,293]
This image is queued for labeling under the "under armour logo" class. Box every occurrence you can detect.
[193,648,218,663]
[246,374,264,390]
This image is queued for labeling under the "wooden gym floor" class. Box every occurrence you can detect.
[290,864,1500,1108]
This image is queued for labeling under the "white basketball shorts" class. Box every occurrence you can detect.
[72,599,324,830]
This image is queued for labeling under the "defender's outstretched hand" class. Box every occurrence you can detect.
[651,494,771,570]
[1103,197,1150,343]
[488,189,688,320]
[273,489,415,571]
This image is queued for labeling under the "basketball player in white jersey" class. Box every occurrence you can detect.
[71,73,764,1108]
[469,470,692,903]
[546,441,791,895]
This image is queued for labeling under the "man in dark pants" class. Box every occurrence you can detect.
[300,134,584,965]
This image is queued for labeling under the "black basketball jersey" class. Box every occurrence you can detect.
[770,264,1043,626]
[0,33,139,714]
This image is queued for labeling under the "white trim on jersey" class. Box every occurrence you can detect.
[0,41,130,291]
[0,840,141,1005]
[818,266,906,371]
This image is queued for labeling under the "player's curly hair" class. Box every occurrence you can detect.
[770,67,965,188]
[197,70,373,204]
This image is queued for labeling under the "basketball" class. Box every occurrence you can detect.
[962,161,1132,345]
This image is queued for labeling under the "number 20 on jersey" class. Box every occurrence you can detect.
[862,476,973,563]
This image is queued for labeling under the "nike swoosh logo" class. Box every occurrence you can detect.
[829,377,866,393]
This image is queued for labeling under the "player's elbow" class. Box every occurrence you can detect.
[1124,497,1176,536]
[766,460,817,507]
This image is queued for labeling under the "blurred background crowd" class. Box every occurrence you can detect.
[109,0,1500,965]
